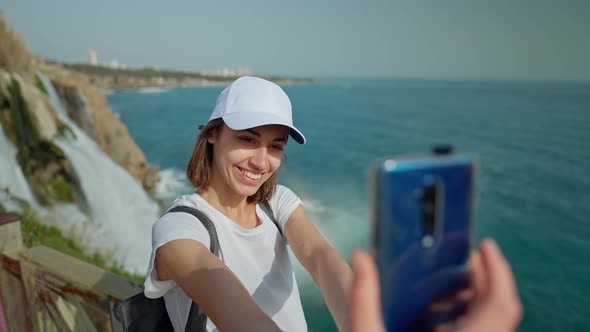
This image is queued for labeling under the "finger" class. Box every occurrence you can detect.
[479,239,518,298]
[469,250,487,297]
[428,287,473,313]
[435,320,459,332]
[348,251,386,332]
[429,298,468,327]
[479,239,523,326]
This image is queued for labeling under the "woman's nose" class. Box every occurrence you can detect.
[249,147,269,170]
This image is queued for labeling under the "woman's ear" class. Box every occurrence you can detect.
[207,129,218,144]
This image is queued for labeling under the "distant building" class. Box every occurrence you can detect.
[202,66,252,77]
[89,49,98,66]
[238,66,253,76]
[109,59,128,69]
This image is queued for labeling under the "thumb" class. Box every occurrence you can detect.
[348,251,386,332]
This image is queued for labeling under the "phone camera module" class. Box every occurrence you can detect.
[421,182,438,247]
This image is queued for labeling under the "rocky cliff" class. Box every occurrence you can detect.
[0,64,160,207]
[0,12,164,274]
[0,71,84,207]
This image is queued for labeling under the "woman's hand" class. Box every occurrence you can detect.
[449,239,523,332]
[348,239,523,332]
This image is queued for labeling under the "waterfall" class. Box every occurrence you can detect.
[37,73,160,274]
[0,116,93,250]
[0,125,37,210]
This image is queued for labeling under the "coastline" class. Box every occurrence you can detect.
[102,78,317,95]
[51,61,319,93]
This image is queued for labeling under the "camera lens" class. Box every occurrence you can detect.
[422,183,438,236]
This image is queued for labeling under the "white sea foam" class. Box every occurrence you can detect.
[155,168,193,204]
[110,108,121,119]
[290,194,369,290]
[301,198,327,213]
[137,87,170,94]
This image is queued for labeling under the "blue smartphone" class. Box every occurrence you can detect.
[370,150,476,331]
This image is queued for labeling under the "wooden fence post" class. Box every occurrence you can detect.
[0,213,30,331]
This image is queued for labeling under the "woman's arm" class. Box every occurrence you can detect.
[284,205,353,331]
[156,239,281,332]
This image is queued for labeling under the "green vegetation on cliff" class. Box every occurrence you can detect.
[22,220,144,284]
[34,73,48,96]
[18,208,143,283]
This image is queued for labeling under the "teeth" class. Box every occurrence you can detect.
[243,170,261,180]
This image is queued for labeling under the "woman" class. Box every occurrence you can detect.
[144,76,352,331]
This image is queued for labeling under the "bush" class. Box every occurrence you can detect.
[0,12,32,74]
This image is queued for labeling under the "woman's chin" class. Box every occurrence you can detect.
[232,183,262,198]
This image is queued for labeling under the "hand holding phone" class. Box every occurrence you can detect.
[370,149,476,331]
[349,240,523,332]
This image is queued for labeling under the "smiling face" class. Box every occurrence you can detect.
[207,123,289,200]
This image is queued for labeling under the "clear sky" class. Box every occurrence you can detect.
[2,0,590,81]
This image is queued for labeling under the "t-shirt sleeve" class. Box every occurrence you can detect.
[268,185,303,232]
[143,211,211,298]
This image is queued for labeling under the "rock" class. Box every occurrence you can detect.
[0,71,58,142]
[14,75,58,141]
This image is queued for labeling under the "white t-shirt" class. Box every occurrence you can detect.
[144,185,307,332]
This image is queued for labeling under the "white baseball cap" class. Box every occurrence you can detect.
[208,76,306,144]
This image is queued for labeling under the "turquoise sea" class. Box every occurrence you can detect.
[107,79,590,331]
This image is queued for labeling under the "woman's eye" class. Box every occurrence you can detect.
[271,144,285,151]
[239,136,255,144]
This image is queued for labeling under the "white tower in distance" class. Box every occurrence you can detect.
[89,49,98,66]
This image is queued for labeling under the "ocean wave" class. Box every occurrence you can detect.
[155,168,193,203]
[137,87,170,94]
[301,198,327,213]
[109,107,121,119]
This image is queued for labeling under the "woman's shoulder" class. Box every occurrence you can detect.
[169,192,202,210]
[151,193,212,246]
[153,194,206,231]
[271,184,298,202]
[268,184,302,209]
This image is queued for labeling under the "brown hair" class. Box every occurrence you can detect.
[186,119,284,203]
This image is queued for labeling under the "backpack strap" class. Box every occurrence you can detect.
[168,206,220,255]
[167,206,220,332]
[259,200,282,236]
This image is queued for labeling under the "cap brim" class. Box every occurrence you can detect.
[222,112,306,144]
